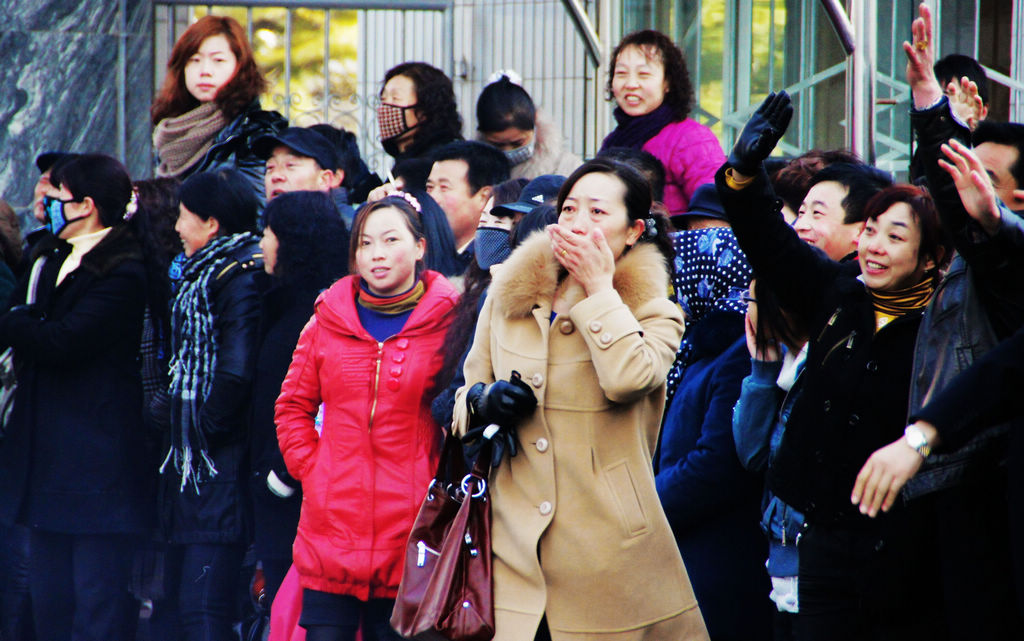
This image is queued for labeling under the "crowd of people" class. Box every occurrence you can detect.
[1,4,1023,640]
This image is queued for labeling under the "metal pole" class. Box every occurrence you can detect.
[848,0,875,163]
[593,0,614,152]
[1014,0,1024,122]
[117,0,127,163]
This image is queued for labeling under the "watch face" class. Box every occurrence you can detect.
[905,427,930,455]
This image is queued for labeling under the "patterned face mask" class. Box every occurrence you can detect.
[377,103,418,141]
[474,227,511,270]
[503,138,535,166]
[42,195,88,236]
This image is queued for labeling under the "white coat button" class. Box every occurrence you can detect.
[589,320,602,333]
[531,373,544,388]
[559,320,574,334]
[599,332,613,345]
[536,438,549,452]
[539,501,553,515]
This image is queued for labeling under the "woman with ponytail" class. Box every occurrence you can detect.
[452,157,709,640]
[476,71,581,180]
[275,195,459,641]
[0,154,153,640]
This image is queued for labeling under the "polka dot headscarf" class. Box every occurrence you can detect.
[665,227,753,398]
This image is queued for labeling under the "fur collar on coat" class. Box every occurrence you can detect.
[489,230,671,319]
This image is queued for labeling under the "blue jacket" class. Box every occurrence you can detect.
[732,355,806,577]
[657,310,771,641]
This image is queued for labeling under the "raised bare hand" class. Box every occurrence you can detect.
[937,139,1002,236]
[903,3,942,108]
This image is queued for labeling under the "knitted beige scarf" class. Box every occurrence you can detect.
[153,102,229,178]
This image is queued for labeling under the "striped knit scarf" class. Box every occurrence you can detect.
[161,232,257,492]
[868,277,934,333]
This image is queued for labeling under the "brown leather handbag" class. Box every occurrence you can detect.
[391,434,494,641]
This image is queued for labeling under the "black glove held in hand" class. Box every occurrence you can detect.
[463,421,519,469]
[727,91,794,176]
[463,371,537,467]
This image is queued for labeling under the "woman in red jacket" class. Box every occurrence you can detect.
[275,194,459,641]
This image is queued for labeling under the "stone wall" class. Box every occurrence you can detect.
[0,0,153,228]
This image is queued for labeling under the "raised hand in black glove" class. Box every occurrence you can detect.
[727,91,794,177]
[463,371,537,467]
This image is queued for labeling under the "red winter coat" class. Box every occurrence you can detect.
[275,271,458,599]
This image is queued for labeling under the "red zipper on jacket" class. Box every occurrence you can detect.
[367,341,384,431]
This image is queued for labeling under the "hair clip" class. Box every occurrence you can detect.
[645,216,658,238]
[486,69,523,87]
[123,188,139,221]
[393,191,422,213]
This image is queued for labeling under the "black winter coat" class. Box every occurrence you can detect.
[181,100,287,205]
[159,238,264,545]
[717,167,924,524]
[0,226,154,534]
[248,283,319,561]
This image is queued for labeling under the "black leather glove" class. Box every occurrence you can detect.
[465,370,537,428]
[462,421,519,469]
[463,371,536,468]
[727,91,794,177]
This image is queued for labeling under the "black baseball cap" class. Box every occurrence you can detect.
[492,174,566,217]
[36,151,73,173]
[253,128,339,171]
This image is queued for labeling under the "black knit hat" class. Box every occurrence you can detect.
[178,169,258,235]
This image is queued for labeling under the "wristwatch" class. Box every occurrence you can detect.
[904,425,932,458]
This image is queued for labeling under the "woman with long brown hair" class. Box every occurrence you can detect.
[151,15,285,203]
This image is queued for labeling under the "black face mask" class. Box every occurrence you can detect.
[42,195,88,236]
[474,227,511,270]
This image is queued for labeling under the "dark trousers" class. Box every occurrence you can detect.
[28,529,138,641]
[299,589,402,641]
[929,470,1024,639]
[148,542,246,641]
[0,523,34,641]
[796,505,945,641]
[772,610,796,641]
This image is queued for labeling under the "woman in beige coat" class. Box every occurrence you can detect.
[453,158,709,641]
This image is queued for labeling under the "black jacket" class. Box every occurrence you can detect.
[903,97,1024,497]
[717,167,923,524]
[184,100,287,205]
[0,225,154,534]
[248,282,318,561]
[159,238,264,544]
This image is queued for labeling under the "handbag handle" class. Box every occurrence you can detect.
[434,433,494,497]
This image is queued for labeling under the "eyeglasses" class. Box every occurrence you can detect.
[741,292,757,305]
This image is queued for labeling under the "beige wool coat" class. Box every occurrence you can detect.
[453,233,709,641]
